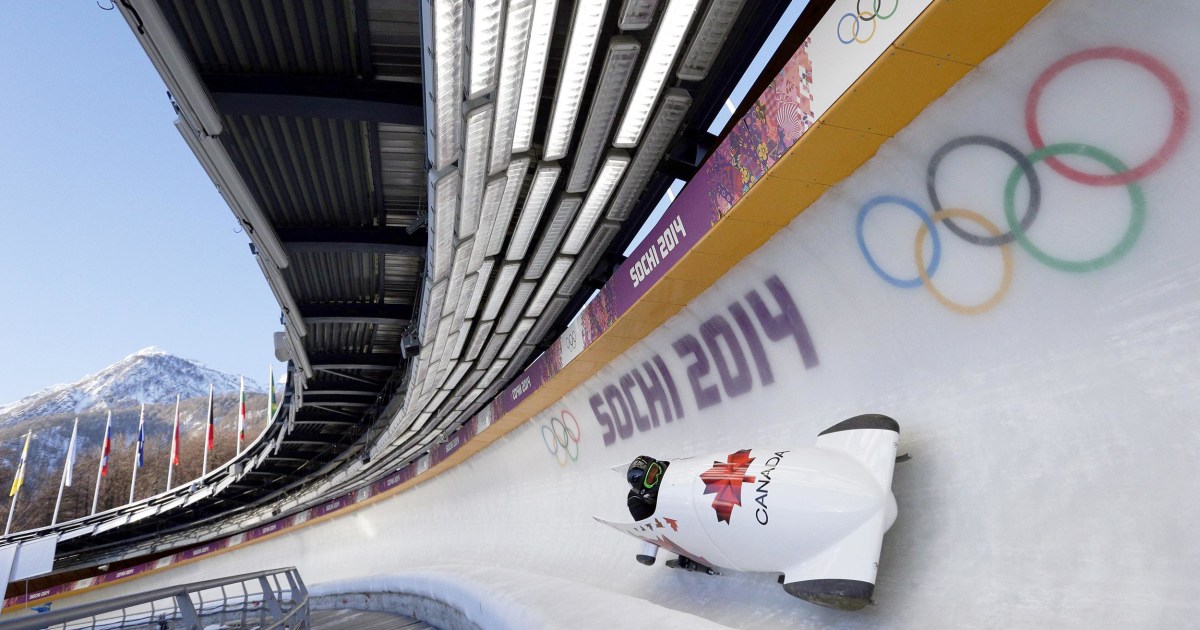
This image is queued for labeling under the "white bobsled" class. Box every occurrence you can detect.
[594,414,901,611]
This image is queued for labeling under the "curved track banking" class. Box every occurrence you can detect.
[19,0,1200,627]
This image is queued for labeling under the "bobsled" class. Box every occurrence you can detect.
[594,414,901,611]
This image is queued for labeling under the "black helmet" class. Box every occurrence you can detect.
[627,455,662,490]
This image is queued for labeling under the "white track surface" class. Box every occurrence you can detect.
[43,1,1200,627]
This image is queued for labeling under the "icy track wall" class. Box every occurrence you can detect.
[36,0,1200,627]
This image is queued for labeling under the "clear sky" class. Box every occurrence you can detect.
[0,4,285,404]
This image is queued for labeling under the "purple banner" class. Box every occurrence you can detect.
[612,41,815,311]
[244,516,291,542]
[492,353,552,417]
[487,39,816,421]
[175,538,228,562]
[20,584,67,605]
[372,469,408,495]
[313,497,349,518]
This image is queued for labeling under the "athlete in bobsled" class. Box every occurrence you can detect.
[626,455,669,520]
[595,414,903,611]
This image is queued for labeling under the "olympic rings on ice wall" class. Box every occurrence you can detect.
[541,410,581,465]
[856,47,1189,314]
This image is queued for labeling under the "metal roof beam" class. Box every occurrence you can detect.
[303,401,373,409]
[299,303,414,326]
[279,227,427,257]
[204,73,424,125]
[303,388,380,397]
[257,457,317,466]
[292,416,365,426]
[310,353,403,371]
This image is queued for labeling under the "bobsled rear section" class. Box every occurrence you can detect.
[780,414,900,611]
[815,414,900,496]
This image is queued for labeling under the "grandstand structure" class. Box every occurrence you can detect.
[3,0,826,574]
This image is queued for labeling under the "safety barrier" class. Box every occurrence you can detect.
[0,567,307,630]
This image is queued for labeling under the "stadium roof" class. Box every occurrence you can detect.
[13,0,829,570]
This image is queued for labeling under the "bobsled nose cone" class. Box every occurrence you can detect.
[782,579,874,611]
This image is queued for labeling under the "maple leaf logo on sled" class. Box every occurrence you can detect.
[700,449,756,523]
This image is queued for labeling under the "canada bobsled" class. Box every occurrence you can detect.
[594,414,901,611]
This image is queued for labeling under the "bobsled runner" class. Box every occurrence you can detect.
[594,414,901,611]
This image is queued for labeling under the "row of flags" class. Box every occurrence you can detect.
[5,370,278,534]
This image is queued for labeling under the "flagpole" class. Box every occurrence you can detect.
[202,385,212,477]
[92,411,111,515]
[3,492,14,535]
[167,394,179,490]
[129,404,144,503]
[52,418,79,526]
[268,364,276,420]
[284,368,294,434]
[5,430,32,535]
[4,483,17,535]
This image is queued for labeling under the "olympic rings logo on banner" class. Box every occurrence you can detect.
[856,47,1189,314]
[837,0,899,45]
[541,410,581,465]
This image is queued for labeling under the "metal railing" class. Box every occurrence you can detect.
[0,567,308,630]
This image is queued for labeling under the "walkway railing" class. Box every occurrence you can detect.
[0,567,307,630]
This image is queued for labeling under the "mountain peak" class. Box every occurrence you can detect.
[0,350,265,427]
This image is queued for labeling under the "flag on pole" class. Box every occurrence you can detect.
[171,394,181,466]
[6,430,32,535]
[166,395,180,491]
[64,419,78,487]
[268,365,277,420]
[136,404,146,468]
[130,405,145,504]
[93,412,112,515]
[100,411,112,476]
[202,384,214,477]
[53,419,80,525]
[206,384,215,451]
[9,431,31,497]
[237,376,246,452]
